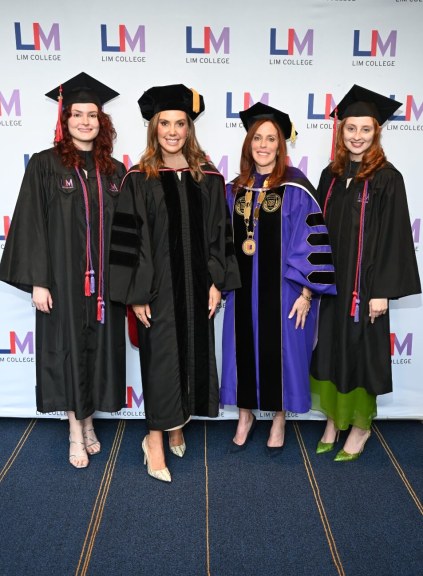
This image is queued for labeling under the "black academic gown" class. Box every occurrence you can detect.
[109,165,240,430]
[311,162,421,396]
[0,148,126,419]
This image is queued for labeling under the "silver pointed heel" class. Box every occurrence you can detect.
[142,436,171,482]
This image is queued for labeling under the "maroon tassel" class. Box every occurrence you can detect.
[97,297,102,322]
[330,108,338,161]
[54,85,63,143]
[84,272,91,296]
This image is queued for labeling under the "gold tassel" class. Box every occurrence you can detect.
[190,88,200,114]
[290,121,296,144]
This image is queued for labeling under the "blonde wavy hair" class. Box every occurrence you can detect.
[139,112,209,181]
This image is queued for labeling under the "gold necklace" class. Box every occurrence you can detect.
[242,177,269,255]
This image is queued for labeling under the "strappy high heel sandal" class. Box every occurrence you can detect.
[82,427,101,455]
[69,436,89,468]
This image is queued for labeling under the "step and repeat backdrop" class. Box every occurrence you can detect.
[0,0,421,420]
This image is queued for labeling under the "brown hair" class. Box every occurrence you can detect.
[54,105,117,175]
[139,112,208,181]
[232,119,287,193]
[331,117,387,181]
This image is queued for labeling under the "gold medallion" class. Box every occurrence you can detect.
[242,238,256,255]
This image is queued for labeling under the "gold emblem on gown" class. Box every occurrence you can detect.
[262,192,281,213]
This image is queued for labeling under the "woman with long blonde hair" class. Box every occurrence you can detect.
[109,84,239,481]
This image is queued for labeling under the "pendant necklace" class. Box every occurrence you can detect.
[242,176,269,255]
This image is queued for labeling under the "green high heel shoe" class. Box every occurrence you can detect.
[334,430,371,462]
[316,431,340,454]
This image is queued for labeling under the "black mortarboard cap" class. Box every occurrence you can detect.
[138,84,205,121]
[45,72,119,109]
[330,84,402,125]
[239,102,297,142]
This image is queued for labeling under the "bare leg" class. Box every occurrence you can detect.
[68,411,89,468]
[233,408,254,446]
[82,415,101,455]
[267,411,286,448]
[320,417,338,444]
[342,425,371,455]
[145,430,167,471]
[168,428,184,448]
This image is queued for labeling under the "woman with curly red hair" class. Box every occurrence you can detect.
[0,73,126,468]
[310,85,421,460]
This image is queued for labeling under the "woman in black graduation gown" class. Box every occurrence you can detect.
[310,85,421,460]
[0,73,126,468]
[109,84,240,482]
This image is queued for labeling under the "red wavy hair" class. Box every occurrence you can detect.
[54,106,117,175]
[331,117,387,181]
[232,119,287,193]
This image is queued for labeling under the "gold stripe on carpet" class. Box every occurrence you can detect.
[75,419,126,576]
[204,422,211,576]
[0,418,37,484]
[372,423,423,515]
[293,422,345,576]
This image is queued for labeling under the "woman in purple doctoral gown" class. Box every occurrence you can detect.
[220,102,336,454]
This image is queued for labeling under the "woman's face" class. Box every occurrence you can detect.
[251,121,279,174]
[157,110,188,156]
[342,116,375,161]
[67,103,100,150]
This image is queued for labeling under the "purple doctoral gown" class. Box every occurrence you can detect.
[220,168,336,414]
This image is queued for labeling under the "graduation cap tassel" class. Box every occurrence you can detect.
[190,88,200,114]
[54,85,63,143]
[330,108,338,161]
[290,122,297,144]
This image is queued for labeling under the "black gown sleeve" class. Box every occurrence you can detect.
[109,171,155,305]
[0,152,51,292]
[370,166,421,299]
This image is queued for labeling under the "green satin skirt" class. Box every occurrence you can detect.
[310,376,376,431]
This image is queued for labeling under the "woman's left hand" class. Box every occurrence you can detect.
[288,295,311,330]
[369,298,388,324]
[208,284,221,319]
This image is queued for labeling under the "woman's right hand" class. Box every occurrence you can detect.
[132,304,151,328]
[32,286,53,313]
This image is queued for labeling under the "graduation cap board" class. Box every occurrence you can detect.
[45,72,119,143]
[330,84,402,125]
[45,72,119,109]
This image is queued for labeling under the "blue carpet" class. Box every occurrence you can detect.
[0,418,421,576]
